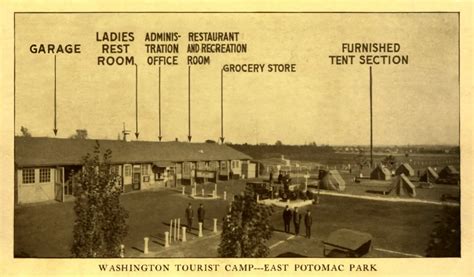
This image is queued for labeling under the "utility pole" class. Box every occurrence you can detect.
[369,66,373,168]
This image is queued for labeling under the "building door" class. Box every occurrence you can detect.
[54,167,64,202]
[132,165,142,190]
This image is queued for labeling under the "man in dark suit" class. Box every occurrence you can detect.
[283,205,292,233]
[185,203,193,232]
[293,207,302,236]
[197,203,205,229]
[305,209,313,238]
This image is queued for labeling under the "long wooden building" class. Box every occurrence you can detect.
[14,137,256,204]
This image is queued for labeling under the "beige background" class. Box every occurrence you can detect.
[1,0,473,276]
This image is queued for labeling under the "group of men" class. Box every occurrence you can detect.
[185,203,206,231]
[283,206,313,238]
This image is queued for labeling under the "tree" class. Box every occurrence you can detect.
[355,151,369,171]
[70,129,88,139]
[275,140,283,146]
[381,155,398,170]
[205,139,216,144]
[218,185,273,257]
[71,142,128,257]
[20,126,31,137]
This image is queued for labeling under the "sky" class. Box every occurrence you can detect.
[15,13,459,145]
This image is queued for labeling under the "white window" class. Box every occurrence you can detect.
[124,165,132,177]
[22,169,35,184]
[39,168,51,183]
[141,164,149,175]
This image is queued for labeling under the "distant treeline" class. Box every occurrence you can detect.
[228,144,334,160]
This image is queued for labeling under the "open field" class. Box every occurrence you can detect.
[14,179,458,258]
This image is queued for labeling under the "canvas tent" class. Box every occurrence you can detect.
[438,165,459,179]
[419,167,439,182]
[385,174,416,197]
[370,165,392,180]
[395,163,415,177]
[320,170,346,192]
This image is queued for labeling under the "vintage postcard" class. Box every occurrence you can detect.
[0,0,472,276]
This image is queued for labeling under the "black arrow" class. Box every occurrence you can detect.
[53,55,58,136]
[158,66,162,141]
[135,64,139,139]
[188,66,192,142]
[220,68,224,144]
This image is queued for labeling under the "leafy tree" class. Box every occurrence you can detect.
[355,151,369,171]
[218,185,273,257]
[275,140,283,146]
[205,139,216,144]
[20,126,31,137]
[381,155,398,170]
[71,142,128,257]
[426,207,460,257]
[70,129,88,139]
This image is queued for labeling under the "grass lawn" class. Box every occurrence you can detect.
[14,179,458,258]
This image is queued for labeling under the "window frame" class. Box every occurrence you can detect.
[39,168,51,183]
[22,168,35,184]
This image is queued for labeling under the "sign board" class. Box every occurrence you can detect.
[196,170,215,179]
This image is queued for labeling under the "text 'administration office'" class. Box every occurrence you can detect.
[14,137,258,204]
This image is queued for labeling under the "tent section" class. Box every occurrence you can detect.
[395,163,415,177]
[386,174,416,197]
[320,170,346,192]
[370,165,392,180]
[438,165,459,179]
[419,167,439,182]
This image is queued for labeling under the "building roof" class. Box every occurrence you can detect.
[15,137,252,167]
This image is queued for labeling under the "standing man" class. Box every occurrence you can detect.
[293,207,302,236]
[185,203,193,232]
[197,203,206,229]
[304,209,313,238]
[283,205,292,233]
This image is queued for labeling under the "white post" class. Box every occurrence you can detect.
[169,220,173,244]
[164,232,170,247]
[174,219,177,241]
[182,227,187,242]
[287,199,290,204]
[202,188,205,196]
[177,218,181,240]
[192,187,196,197]
[256,194,260,202]
[182,186,185,195]
[213,218,217,233]
[214,183,217,195]
[212,190,216,198]
[143,237,149,254]
[223,191,227,200]
[198,222,203,237]
[120,244,125,258]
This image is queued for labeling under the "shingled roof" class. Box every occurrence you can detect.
[15,137,252,167]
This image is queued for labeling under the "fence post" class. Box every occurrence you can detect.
[198,222,203,237]
[213,218,217,233]
[223,191,227,200]
[165,232,170,247]
[182,227,187,242]
[143,237,149,254]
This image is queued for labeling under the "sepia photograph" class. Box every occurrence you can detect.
[1,3,472,275]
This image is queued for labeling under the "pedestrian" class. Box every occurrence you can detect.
[198,203,205,229]
[304,209,312,238]
[185,203,193,232]
[293,207,302,236]
[269,169,274,184]
[283,205,292,233]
